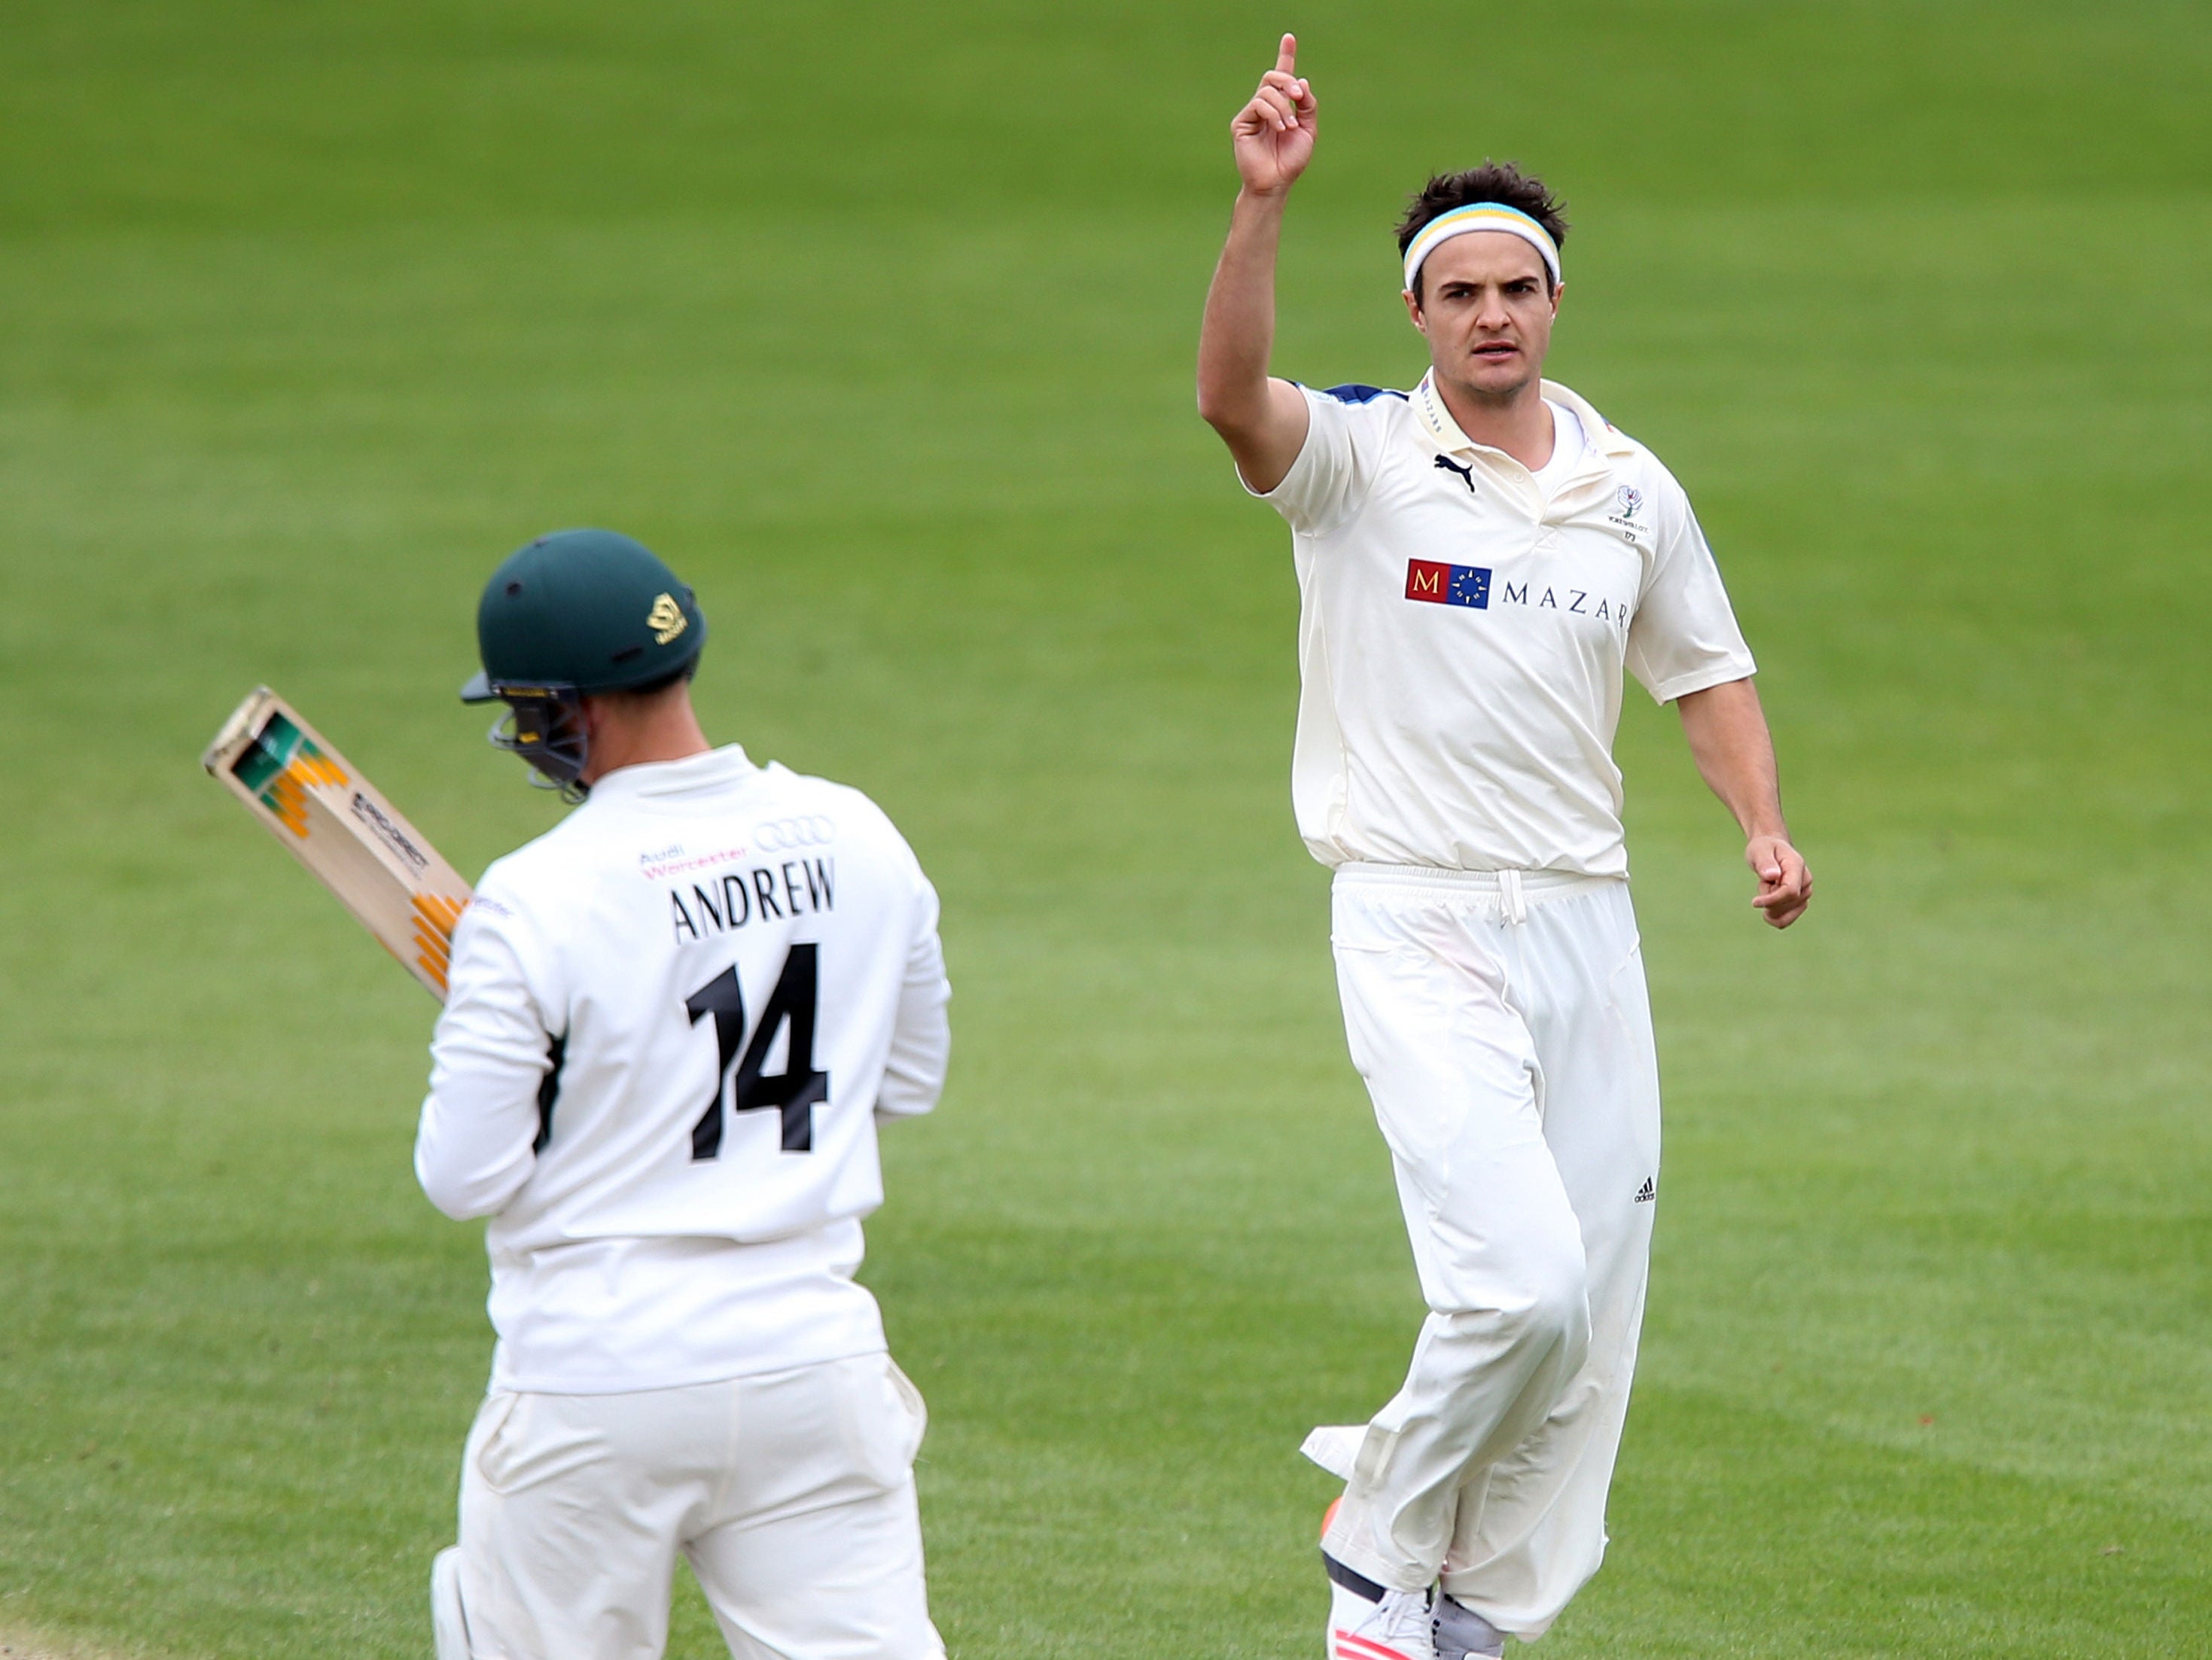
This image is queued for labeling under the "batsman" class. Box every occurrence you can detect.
[1196,35,1811,1659]
[416,530,952,1660]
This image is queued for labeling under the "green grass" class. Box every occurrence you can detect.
[2,2,2207,1655]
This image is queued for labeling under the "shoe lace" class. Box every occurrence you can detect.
[1373,1588,1435,1648]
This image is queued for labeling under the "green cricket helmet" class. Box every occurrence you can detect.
[461,528,708,798]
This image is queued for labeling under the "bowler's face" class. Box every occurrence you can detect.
[1406,233,1560,400]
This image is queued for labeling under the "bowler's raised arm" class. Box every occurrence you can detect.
[1196,33,1319,495]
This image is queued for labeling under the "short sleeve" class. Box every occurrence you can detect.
[1625,470,1758,704]
[1248,385,1385,537]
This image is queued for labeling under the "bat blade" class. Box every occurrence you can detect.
[203,687,473,1000]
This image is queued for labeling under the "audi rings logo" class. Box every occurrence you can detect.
[754,815,836,852]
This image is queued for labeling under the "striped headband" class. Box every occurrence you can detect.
[1401,203,1562,294]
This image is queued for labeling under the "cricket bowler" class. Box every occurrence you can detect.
[1196,36,1812,1658]
[414,529,952,1660]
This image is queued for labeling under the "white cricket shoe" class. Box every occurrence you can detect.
[1431,1591,1507,1660]
[1325,1558,1437,1660]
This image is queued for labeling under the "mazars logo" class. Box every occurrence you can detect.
[1405,559,1491,610]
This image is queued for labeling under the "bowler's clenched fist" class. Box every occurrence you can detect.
[1747,834,1813,929]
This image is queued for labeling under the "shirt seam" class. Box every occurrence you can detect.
[1643,657,1756,705]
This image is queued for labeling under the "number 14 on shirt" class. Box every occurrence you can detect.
[685,944,830,1159]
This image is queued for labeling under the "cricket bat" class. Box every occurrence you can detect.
[202,687,473,1001]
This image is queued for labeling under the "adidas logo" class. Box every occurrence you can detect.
[1634,1177,1656,1204]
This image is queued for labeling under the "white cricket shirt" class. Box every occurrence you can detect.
[415,745,950,1394]
[1529,399,1586,498]
[1254,373,1756,877]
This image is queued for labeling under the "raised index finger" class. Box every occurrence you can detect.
[1275,33,1297,77]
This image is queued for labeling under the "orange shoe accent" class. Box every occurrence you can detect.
[1321,1496,1342,1540]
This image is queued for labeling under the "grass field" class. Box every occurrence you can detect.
[2,2,2209,1655]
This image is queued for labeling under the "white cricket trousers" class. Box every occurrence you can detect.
[431,1352,944,1660]
[1319,865,1660,1640]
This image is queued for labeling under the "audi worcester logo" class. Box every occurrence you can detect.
[753,815,836,852]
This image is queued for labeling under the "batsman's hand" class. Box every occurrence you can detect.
[1747,834,1812,929]
[1232,35,1317,196]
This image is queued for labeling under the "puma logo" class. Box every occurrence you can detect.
[1433,454,1476,493]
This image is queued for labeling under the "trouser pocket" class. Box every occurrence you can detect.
[840,1353,930,1490]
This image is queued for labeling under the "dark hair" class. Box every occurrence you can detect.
[1396,163,1569,301]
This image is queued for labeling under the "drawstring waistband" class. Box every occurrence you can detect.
[1333,860,1619,926]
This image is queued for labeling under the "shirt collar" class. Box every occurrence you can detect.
[584,742,757,804]
[1411,369,1479,452]
[1412,370,1635,464]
